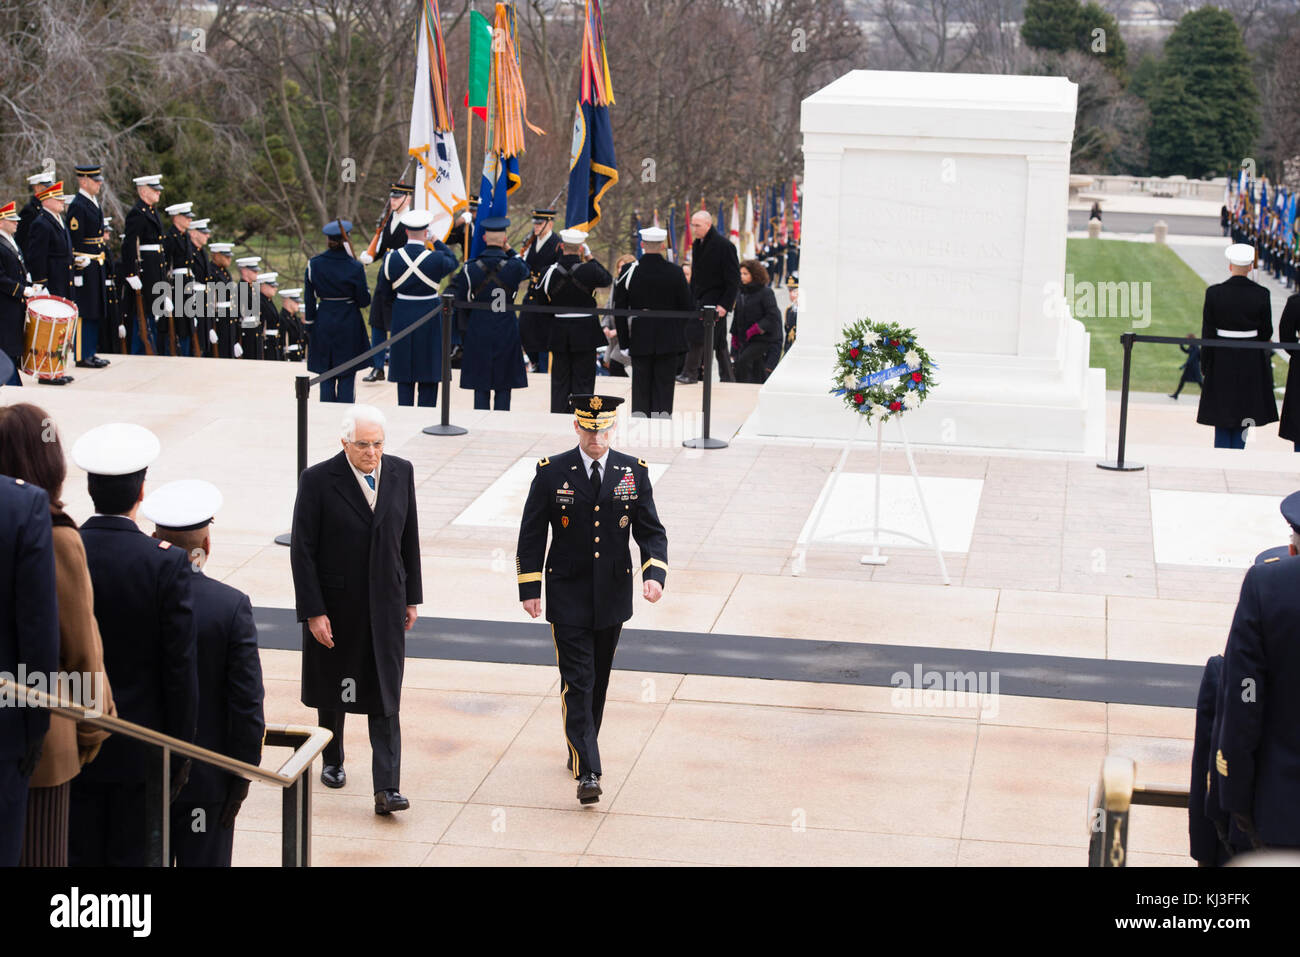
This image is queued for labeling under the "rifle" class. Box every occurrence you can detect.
[132,287,155,356]
[363,156,415,260]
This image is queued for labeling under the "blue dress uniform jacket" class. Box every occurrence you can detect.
[67,193,107,324]
[373,239,457,383]
[304,247,371,374]
[1216,555,1300,847]
[23,208,74,298]
[0,236,30,369]
[451,247,530,392]
[1195,275,1277,429]
[516,448,667,629]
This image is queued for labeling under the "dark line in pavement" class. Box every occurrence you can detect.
[254,607,1202,709]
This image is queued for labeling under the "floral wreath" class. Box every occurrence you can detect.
[831,318,937,424]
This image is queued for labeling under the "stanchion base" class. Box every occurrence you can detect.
[1096,460,1145,472]
[860,554,889,566]
[683,437,728,449]
[274,532,292,547]
[423,424,469,437]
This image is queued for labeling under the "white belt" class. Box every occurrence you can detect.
[265,329,280,336]
[1215,328,1256,338]
[396,292,439,300]
[557,312,591,318]
[138,244,162,252]
[240,318,260,328]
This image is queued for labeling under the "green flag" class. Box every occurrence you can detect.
[467,9,491,120]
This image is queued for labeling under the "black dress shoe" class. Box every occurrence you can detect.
[75,359,97,368]
[37,376,71,386]
[374,789,410,814]
[91,356,110,367]
[320,764,345,788]
[576,772,602,805]
[362,368,384,382]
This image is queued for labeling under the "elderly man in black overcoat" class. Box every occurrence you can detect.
[290,404,422,815]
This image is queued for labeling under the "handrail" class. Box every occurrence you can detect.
[1087,755,1189,866]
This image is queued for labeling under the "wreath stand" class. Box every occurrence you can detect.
[794,413,950,585]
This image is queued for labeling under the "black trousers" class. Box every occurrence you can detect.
[631,354,679,416]
[0,760,28,867]
[316,709,402,793]
[734,340,771,383]
[69,779,149,866]
[171,801,235,867]
[550,350,596,413]
[551,622,622,778]
[681,321,734,383]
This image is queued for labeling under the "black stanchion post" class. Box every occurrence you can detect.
[683,307,728,450]
[424,292,468,437]
[275,373,312,546]
[1097,332,1144,472]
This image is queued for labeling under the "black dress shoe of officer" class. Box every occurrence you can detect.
[37,376,71,385]
[576,772,602,805]
[91,356,110,367]
[362,368,384,382]
[374,789,410,815]
[321,765,345,788]
[75,359,97,368]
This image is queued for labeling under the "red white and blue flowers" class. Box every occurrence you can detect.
[831,318,937,424]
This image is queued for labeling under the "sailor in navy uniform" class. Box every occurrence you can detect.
[140,480,265,868]
[0,200,33,386]
[516,395,668,804]
[68,424,198,867]
[450,215,529,410]
[68,165,110,369]
[122,174,168,355]
[1214,490,1300,854]
[360,182,412,383]
[373,208,457,407]
[1196,243,1276,449]
[305,221,372,402]
[521,207,560,372]
[535,228,613,413]
[613,226,693,417]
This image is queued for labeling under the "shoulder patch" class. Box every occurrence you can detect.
[69,216,79,232]
[638,458,647,468]
[158,540,172,549]
[538,456,550,467]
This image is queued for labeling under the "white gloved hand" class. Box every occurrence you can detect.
[75,255,91,268]
[126,275,142,291]
[359,252,374,265]
[23,286,37,298]
[32,285,47,297]
[118,324,127,339]
[163,296,174,312]
[460,211,473,225]
[233,342,243,358]
[208,328,218,344]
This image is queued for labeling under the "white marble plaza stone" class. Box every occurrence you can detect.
[759,70,1106,455]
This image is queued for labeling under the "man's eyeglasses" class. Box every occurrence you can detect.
[349,440,384,451]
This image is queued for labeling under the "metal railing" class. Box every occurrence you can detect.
[1087,755,1188,867]
[1,676,331,867]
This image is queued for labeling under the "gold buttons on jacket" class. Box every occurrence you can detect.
[594,521,599,527]
[594,505,600,511]
[594,537,600,543]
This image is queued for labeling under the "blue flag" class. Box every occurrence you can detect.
[565,99,618,231]
[472,152,519,259]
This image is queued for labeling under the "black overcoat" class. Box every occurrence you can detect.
[1196,275,1277,429]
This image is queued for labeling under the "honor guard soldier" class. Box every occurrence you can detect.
[0,201,34,386]
[536,229,612,412]
[23,181,75,385]
[17,170,54,251]
[234,256,264,360]
[521,207,560,372]
[123,174,168,355]
[68,165,110,369]
[140,480,265,868]
[279,287,306,362]
[516,394,668,804]
[1196,243,1276,449]
[374,208,457,407]
[451,215,529,410]
[185,219,215,355]
[207,242,237,358]
[102,216,127,355]
[257,272,284,360]
[163,202,196,355]
[1214,491,1300,855]
[304,220,371,402]
[614,226,693,417]
[69,424,198,867]
[361,182,412,383]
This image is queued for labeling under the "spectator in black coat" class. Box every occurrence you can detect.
[729,260,781,384]
[1169,333,1203,400]
[681,212,738,384]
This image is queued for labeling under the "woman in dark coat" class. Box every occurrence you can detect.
[729,259,782,383]
[1277,293,1300,450]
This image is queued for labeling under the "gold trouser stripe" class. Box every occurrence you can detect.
[641,557,668,574]
[517,572,542,584]
[551,624,579,778]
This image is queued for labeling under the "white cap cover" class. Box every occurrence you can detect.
[71,423,161,476]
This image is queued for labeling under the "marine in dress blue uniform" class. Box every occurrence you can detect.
[0,475,59,865]
[361,183,412,382]
[163,201,197,356]
[0,201,32,386]
[67,165,111,368]
[373,208,457,407]
[68,424,198,867]
[304,221,371,403]
[1214,491,1300,853]
[256,272,284,361]
[516,395,668,804]
[140,480,265,867]
[122,174,168,356]
[451,215,529,410]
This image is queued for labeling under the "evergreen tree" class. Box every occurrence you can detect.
[1021,0,1081,54]
[1148,74,1209,176]
[1075,3,1127,77]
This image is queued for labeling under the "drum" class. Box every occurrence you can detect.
[21,295,79,379]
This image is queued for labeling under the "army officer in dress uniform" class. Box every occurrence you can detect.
[373,208,457,407]
[1196,243,1277,449]
[450,215,529,410]
[68,165,111,369]
[304,221,372,402]
[359,182,412,383]
[516,395,668,804]
[69,423,198,866]
[521,207,560,372]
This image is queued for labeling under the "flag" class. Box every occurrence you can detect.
[632,209,643,260]
[778,192,787,243]
[729,195,740,250]
[472,2,543,258]
[464,9,492,122]
[681,199,692,263]
[408,0,466,241]
[717,200,725,234]
[565,0,617,231]
[791,178,800,242]
[666,204,676,262]
[742,190,754,258]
